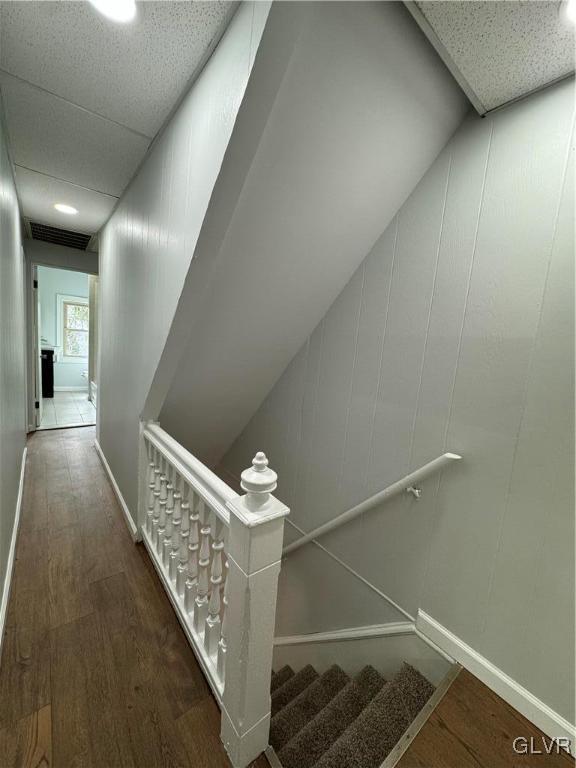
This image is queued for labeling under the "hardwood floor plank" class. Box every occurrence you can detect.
[11,527,48,597]
[396,669,573,768]
[90,572,192,767]
[50,612,133,768]
[48,524,93,628]
[0,704,52,768]
[0,627,50,728]
[176,698,233,768]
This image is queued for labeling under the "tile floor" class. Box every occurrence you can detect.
[40,391,96,429]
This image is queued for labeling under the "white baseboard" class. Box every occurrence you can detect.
[54,386,89,392]
[416,610,576,750]
[273,620,451,687]
[0,447,27,658]
[94,439,140,541]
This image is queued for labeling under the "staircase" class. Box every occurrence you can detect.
[268,662,434,768]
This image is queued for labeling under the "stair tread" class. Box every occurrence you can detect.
[271,665,295,693]
[270,665,349,751]
[277,665,386,768]
[313,663,435,768]
[271,664,318,717]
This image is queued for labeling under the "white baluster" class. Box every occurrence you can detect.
[169,476,182,582]
[151,456,162,549]
[193,501,211,635]
[145,445,156,535]
[185,495,200,614]
[217,558,229,683]
[162,468,175,568]
[177,493,190,596]
[204,517,224,658]
[156,459,168,556]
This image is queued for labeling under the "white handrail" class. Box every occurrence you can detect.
[282,452,461,555]
[144,422,237,525]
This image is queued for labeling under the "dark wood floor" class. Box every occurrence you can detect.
[0,426,267,768]
[396,668,574,768]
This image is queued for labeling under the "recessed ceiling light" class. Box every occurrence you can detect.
[560,0,576,24]
[54,203,78,215]
[88,0,136,24]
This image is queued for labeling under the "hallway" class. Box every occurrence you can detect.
[0,427,262,767]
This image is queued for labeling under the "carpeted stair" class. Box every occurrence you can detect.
[269,662,434,768]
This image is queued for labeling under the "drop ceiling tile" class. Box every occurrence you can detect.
[0,0,235,137]
[0,73,150,196]
[414,1,575,113]
[15,166,117,233]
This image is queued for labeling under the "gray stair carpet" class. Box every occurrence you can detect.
[271,665,295,692]
[270,665,349,751]
[271,663,318,716]
[270,662,434,768]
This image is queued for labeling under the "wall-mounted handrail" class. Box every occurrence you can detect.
[282,452,461,556]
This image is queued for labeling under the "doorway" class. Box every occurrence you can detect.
[33,264,98,430]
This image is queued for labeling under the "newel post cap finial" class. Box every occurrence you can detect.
[241,452,277,499]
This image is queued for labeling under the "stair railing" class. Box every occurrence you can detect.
[138,421,289,768]
[283,452,461,556]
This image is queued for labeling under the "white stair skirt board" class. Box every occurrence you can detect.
[94,440,140,542]
[53,386,89,392]
[416,610,576,752]
[264,746,283,768]
[0,447,27,659]
[273,621,452,687]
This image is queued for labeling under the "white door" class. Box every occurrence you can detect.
[33,266,43,428]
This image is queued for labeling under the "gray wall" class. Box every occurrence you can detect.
[158,1,467,468]
[222,79,575,723]
[0,103,26,596]
[98,2,270,519]
[24,238,98,275]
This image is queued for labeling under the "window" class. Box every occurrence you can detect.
[57,295,89,360]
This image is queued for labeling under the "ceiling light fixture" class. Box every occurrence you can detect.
[560,0,576,24]
[54,203,78,215]
[87,0,136,24]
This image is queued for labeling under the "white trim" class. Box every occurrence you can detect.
[56,292,89,364]
[53,386,89,392]
[264,746,283,768]
[38,422,95,431]
[274,622,415,647]
[94,439,140,541]
[416,610,576,751]
[381,663,462,768]
[0,447,27,659]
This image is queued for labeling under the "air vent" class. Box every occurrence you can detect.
[30,222,92,251]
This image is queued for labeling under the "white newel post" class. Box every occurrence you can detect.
[220,453,289,768]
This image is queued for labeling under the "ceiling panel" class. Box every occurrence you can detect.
[0,72,150,196]
[0,1,236,137]
[15,166,117,233]
[410,1,575,113]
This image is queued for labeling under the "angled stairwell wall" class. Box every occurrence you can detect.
[97,2,270,521]
[155,1,468,466]
[221,79,575,727]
